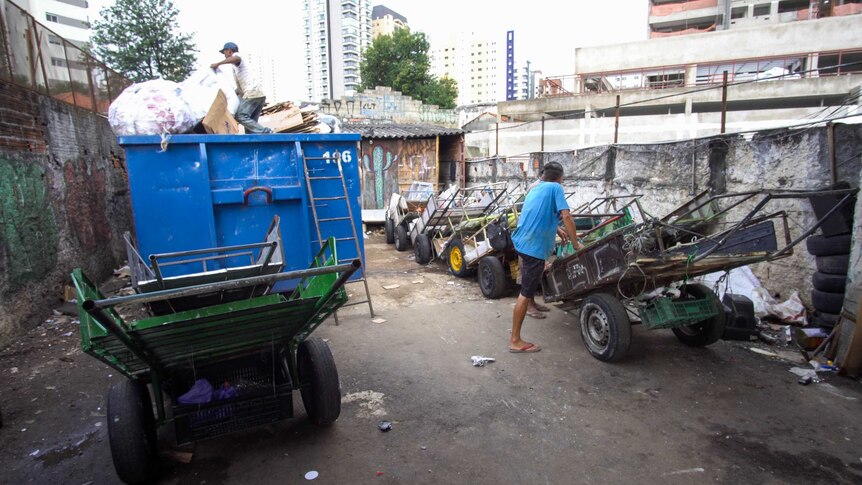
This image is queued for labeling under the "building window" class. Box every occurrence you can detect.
[731,6,747,19]
[46,13,58,22]
[753,4,770,16]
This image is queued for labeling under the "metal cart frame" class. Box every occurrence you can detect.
[542,188,858,363]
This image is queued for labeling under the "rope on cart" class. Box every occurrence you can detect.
[617,263,647,301]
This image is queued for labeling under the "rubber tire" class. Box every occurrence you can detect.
[810,311,840,329]
[578,293,632,362]
[815,254,849,275]
[107,380,158,485]
[298,337,341,427]
[394,225,408,252]
[384,218,395,244]
[671,284,726,347]
[448,238,474,277]
[478,256,508,299]
[805,234,851,256]
[414,233,434,265]
[812,271,847,293]
[811,289,845,314]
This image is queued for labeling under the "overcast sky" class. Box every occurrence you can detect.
[90,0,648,97]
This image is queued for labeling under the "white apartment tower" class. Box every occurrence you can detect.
[304,0,373,101]
[371,5,407,39]
[431,32,505,106]
[17,0,92,45]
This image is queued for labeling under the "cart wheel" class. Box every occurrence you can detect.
[479,256,508,299]
[671,284,726,347]
[384,218,395,244]
[448,238,475,277]
[298,337,341,426]
[394,225,409,252]
[415,234,434,265]
[107,380,158,485]
[578,293,631,362]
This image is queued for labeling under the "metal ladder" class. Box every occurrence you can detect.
[301,147,374,324]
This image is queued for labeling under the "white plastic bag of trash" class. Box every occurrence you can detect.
[108,79,198,136]
[471,356,495,367]
[180,67,240,120]
[750,287,807,325]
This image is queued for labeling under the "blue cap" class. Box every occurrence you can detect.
[219,42,238,53]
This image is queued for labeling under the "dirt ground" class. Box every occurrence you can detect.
[1,231,861,484]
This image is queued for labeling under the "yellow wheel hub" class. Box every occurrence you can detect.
[450,246,463,272]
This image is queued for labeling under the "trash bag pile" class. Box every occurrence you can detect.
[108,67,239,136]
[107,67,340,136]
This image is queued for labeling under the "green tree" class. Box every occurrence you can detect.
[90,0,196,82]
[360,29,458,109]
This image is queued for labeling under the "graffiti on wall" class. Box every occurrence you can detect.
[359,139,438,209]
[363,145,396,210]
[0,158,59,291]
[320,90,458,127]
[418,105,458,125]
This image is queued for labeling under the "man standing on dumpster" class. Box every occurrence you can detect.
[509,162,581,353]
[210,42,273,134]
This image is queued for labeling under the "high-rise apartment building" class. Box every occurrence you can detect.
[304,0,373,101]
[648,0,861,38]
[430,32,506,106]
[371,5,407,39]
[244,52,282,103]
[18,0,92,45]
[513,61,539,101]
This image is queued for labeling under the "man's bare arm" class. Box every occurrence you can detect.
[559,209,583,250]
[210,55,241,70]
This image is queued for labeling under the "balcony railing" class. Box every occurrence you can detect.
[0,0,131,114]
[539,48,862,97]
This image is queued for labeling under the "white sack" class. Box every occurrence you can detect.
[108,79,198,136]
[180,67,240,119]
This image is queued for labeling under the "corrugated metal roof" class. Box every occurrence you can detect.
[341,123,464,139]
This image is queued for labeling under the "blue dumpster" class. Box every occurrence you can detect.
[118,134,364,292]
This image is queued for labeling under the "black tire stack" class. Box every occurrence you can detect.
[807,234,851,328]
[805,184,856,329]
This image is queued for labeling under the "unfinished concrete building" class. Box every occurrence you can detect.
[497,13,861,150]
[649,0,862,37]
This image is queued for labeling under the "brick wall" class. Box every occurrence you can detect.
[0,80,132,346]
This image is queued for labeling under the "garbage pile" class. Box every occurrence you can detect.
[259,102,341,134]
[107,67,336,136]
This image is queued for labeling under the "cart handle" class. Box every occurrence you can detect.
[244,186,273,205]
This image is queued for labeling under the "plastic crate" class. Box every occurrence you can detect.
[584,207,634,243]
[640,296,719,330]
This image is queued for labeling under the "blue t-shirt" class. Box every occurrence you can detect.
[511,182,569,260]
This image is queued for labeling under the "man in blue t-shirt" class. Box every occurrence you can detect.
[509,162,581,353]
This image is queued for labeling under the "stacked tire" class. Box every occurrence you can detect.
[807,233,851,328]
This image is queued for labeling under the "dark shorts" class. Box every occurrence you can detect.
[518,252,545,298]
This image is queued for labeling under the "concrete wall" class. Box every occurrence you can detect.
[467,104,861,156]
[0,80,132,346]
[575,14,862,73]
[466,124,862,306]
[320,86,458,127]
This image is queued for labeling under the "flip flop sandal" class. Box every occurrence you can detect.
[509,343,542,353]
[527,311,547,319]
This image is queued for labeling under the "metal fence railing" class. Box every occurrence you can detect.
[540,48,862,98]
[0,0,130,115]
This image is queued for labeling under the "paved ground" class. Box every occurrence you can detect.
[1,232,861,484]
